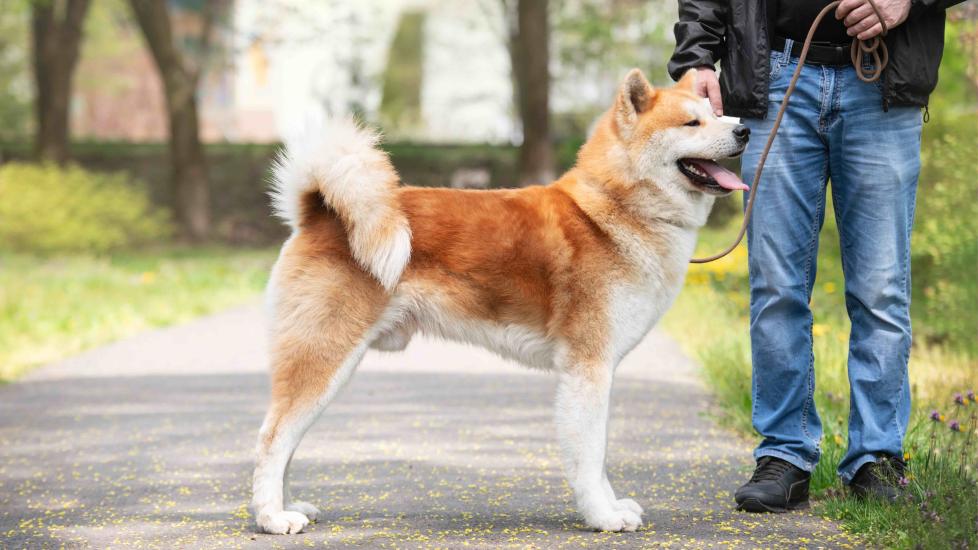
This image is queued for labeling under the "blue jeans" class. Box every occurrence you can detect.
[741,39,922,483]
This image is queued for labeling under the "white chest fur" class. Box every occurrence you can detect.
[607,226,697,364]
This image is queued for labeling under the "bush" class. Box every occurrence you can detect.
[0,162,172,253]
[912,125,978,356]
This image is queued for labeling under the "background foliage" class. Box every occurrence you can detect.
[0,2,31,140]
[0,162,171,253]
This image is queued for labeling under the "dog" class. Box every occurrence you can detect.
[251,68,749,534]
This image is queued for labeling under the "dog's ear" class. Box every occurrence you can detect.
[614,68,656,138]
[677,68,698,92]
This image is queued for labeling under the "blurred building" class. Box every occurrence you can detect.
[232,0,521,143]
[71,0,674,144]
[71,0,516,143]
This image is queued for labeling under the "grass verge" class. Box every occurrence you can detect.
[662,218,978,549]
[0,247,276,382]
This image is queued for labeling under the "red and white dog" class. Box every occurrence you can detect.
[251,69,749,534]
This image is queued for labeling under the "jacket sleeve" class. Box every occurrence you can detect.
[667,0,728,81]
[910,0,966,17]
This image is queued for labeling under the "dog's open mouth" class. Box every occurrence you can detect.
[677,159,750,195]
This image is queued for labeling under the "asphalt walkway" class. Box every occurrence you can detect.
[0,304,857,548]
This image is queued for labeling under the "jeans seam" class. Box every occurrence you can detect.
[831,188,862,462]
[770,38,793,82]
[800,166,828,448]
[892,370,907,450]
[833,67,843,126]
[892,156,919,444]
[818,66,831,134]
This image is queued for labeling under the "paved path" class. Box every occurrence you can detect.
[0,304,856,549]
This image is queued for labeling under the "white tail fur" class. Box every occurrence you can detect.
[269,116,411,291]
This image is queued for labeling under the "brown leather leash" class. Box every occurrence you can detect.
[691,0,889,263]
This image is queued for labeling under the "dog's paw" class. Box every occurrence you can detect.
[257,510,310,534]
[613,497,644,517]
[286,501,320,521]
[586,509,643,532]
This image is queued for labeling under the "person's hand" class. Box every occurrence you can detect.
[835,0,911,40]
[694,66,723,117]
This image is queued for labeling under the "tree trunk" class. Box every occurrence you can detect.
[30,0,91,164]
[169,93,210,241]
[129,0,210,241]
[512,0,554,186]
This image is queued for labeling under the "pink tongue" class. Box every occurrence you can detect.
[689,160,749,191]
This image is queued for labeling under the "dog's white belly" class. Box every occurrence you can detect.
[421,313,555,369]
[376,294,556,370]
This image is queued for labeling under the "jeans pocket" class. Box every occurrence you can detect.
[769,53,786,82]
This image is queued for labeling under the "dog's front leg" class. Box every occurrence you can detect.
[554,367,642,532]
[601,472,645,518]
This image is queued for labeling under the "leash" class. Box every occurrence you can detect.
[691,0,889,264]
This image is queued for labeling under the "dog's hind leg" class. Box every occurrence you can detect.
[252,336,372,534]
[252,259,388,535]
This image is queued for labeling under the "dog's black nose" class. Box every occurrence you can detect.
[733,125,750,142]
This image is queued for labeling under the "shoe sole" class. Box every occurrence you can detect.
[736,497,810,514]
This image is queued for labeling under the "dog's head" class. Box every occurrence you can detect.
[605,68,750,197]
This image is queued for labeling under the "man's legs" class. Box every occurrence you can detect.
[827,69,921,484]
[741,53,831,474]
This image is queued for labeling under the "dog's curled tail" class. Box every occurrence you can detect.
[270,116,411,291]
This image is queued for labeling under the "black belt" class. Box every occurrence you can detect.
[772,36,852,66]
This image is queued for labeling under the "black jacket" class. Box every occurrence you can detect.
[667,0,963,119]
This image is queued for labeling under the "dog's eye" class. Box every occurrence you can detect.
[684,120,700,127]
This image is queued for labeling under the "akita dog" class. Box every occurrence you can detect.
[252,68,749,534]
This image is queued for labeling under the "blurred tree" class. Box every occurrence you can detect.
[128,0,226,241]
[551,0,674,134]
[30,0,91,164]
[504,0,555,186]
[0,4,32,142]
[379,11,425,135]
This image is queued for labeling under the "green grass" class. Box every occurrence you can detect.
[662,214,978,549]
[0,247,276,382]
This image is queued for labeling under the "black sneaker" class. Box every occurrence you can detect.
[849,455,906,502]
[735,456,811,513]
